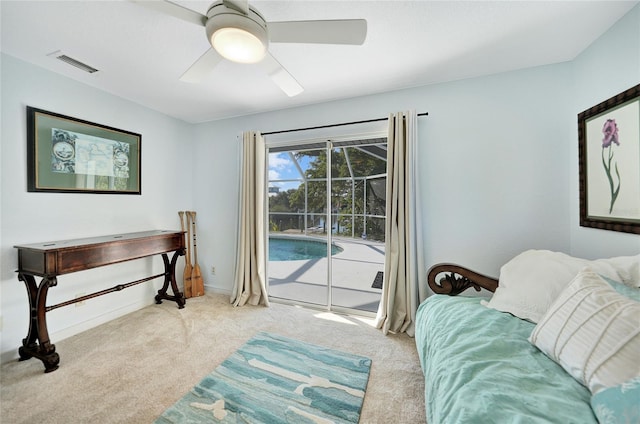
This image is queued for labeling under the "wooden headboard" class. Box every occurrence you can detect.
[427,263,499,296]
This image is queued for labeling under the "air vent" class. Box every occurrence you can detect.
[47,50,99,74]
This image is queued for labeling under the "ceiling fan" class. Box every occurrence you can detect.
[132,0,367,97]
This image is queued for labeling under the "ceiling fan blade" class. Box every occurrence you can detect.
[222,0,249,15]
[180,49,223,83]
[131,0,206,26]
[269,19,367,45]
[262,53,304,97]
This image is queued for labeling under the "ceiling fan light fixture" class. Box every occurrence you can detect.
[212,27,265,63]
[206,3,268,64]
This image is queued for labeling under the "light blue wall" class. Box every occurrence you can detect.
[192,5,639,295]
[569,5,640,258]
[1,4,638,361]
[0,54,194,360]
[193,63,574,294]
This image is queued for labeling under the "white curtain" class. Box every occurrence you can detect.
[231,131,269,307]
[375,111,427,336]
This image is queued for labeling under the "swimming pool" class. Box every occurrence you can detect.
[269,236,343,261]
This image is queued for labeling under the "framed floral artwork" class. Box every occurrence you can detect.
[578,84,640,234]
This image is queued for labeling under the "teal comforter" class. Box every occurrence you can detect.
[415,295,596,424]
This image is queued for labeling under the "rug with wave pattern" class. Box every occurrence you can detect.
[155,332,372,423]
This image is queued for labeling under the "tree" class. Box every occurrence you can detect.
[286,146,387,241]
[268,189,304,231]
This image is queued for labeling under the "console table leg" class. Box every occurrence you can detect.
[17,273,60,373]
[155,250,186,309]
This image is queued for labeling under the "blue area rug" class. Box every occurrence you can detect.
[156,332,372,423]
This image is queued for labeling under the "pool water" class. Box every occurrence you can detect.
[269,237,343,261]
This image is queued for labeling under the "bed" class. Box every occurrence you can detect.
[415,251,640,424]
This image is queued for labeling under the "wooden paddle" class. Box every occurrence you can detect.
[190,211,205,297]
[179,211,192,298]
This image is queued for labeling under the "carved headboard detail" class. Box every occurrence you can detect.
[427,263,499,296]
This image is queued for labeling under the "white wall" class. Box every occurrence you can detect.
[193,62,573,295]
[2,3,638,362]
[192,4,640,296]
[569,5,640,259]
[0,54,193,360]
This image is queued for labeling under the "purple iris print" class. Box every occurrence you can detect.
[601,118,620,214]
[602,119,619,147]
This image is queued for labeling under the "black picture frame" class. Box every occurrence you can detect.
[27,106,141,194]
[578,84,640,234]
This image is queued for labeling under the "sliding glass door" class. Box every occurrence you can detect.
[329,142,387,313]
[267,137,387,314]
[267,147,329,307]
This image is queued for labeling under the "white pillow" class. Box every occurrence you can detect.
[601,255,640,288]
[529,268,640,394]
[483,250,639,323]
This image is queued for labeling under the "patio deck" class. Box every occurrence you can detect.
[267,234,384,313]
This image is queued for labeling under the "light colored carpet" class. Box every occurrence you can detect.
[1,293,425,423]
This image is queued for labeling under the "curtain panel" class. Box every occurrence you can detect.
[231,131,269,307]
[375,111,427,336]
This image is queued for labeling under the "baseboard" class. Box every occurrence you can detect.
[205,284,231,296]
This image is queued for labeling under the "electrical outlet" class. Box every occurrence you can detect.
[75,293,86,307]
[211,266,216,275]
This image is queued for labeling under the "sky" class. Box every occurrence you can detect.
[268,152,312,191]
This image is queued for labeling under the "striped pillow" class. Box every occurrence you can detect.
[529,268,640,394]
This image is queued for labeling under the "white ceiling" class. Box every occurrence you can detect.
[1,1,637,123]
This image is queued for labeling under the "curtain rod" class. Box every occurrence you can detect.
[261,112,428,136]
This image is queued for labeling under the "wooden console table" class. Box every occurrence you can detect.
[14,230,186,373]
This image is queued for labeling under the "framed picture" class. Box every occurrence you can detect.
[578,84,640,234]
[27,106,141,194]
